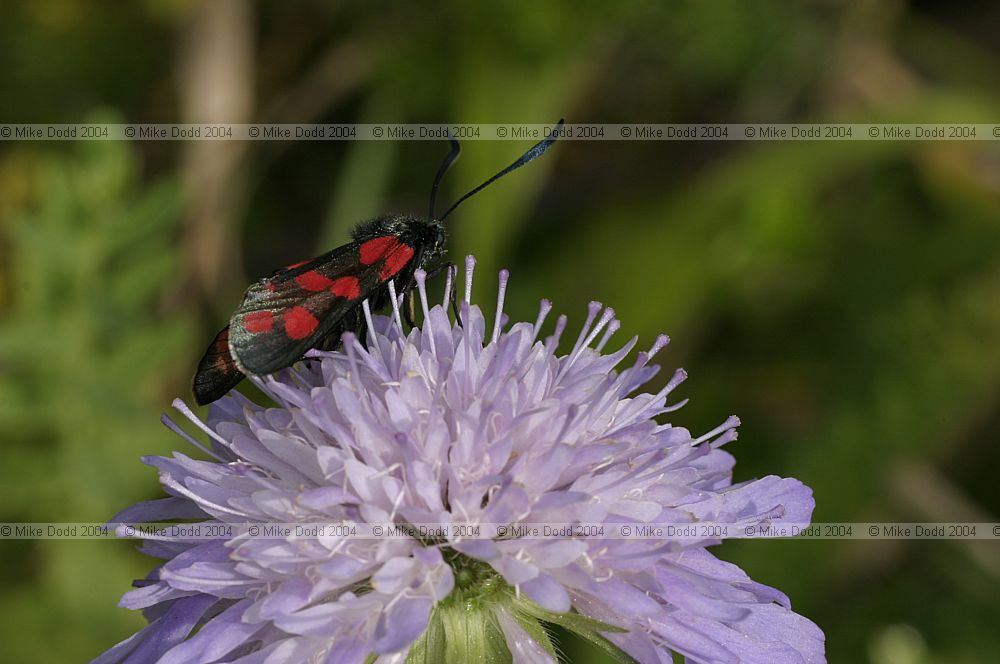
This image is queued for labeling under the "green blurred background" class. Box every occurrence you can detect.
[2,1,999,662]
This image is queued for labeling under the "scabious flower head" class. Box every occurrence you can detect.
[97,257,825,664]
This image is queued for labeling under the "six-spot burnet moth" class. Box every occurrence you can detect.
[192,120,564,405]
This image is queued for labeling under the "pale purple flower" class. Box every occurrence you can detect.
[96,257,825,664]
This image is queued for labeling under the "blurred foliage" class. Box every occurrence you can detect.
[0,115,194,661]
[2,1,1000,663]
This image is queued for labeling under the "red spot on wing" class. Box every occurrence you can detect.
[265,280,277,292]
[283,306,319,340]
[329,276,361,299]
[242,311,274,334]
[286,260,309,270]
[295,270,334,292]
[359,236,400,265]
[380,243,416,279]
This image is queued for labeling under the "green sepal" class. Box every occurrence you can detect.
[406,599,512,664]
[447,601,512,664]
[510,610,559,660]
[516,600,639,664]
[405,605,447,664]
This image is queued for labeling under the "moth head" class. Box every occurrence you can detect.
[418,217,448,266]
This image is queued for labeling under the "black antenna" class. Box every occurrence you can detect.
[439,119,564,221]
[428,134,462,220]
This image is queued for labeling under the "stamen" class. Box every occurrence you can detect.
[464,255,476,304]
[492,269,510,344]
[159,474,247,518]
[414,269,436,355]
[595,319,621,352]
[361,299,385,364]
[582,307,615,352]
[362,299,375,338]
[544,314,568,353]
[531,299,553,343]
[387,280,404,333]
[172,398,234,451]
[710,429,739,448]
[443,264,455,308]
[159,413,226,462]
[654,368,688,400]
[622,333,670,377]
[570,301,603,358]
[648,334,670,359]
[693,415,741,445]
[560,305,615,376]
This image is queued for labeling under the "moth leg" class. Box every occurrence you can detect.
[423,261,463,328]
[403,290,417,330]
[451,283,463,328]
[401,252,442,330]
[422,262,452,280]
